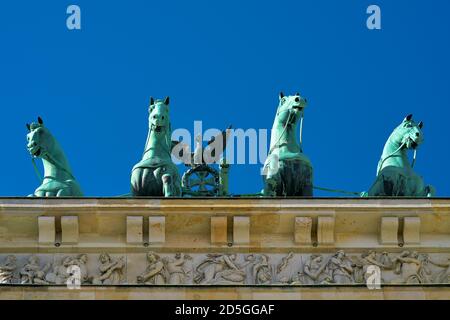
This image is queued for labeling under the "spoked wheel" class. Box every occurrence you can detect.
[182,165,220,196]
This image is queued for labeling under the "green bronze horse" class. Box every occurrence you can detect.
[262,92,313,197]
[367,114,435,197]
[131,97,182,197]
[26,117,83,197]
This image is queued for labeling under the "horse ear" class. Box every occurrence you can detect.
[26,123,31,131]
[279,92,284,99]
[37,116,43,124]
[404,114,413,122]
[295,92,300,96]
[150,97,154,106]
[418,121,424,129]
[164,96,170,105]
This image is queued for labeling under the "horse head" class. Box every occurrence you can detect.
[275,92,307,127]
[148,96,171,137]
[391,114,424,150]
[26,117,54,158]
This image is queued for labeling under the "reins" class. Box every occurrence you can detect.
[376,141,406,176]
[31,157,43,183]
[312,186,361,196]
[411,149,417,169]
[376,138,418,176]
[299,110,304,152]
[30,151,75,184]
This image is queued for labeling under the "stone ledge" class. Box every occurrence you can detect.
[0,198,449,250]
[0,285,449,300]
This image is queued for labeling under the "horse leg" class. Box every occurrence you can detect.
[141,168,151,191]
[300,165,313,197]
[368,176,385,196]
[162,174,176,197]
[131,168,146,196]
[57,188,70,197]
[302,184,313,197]
[424,185,436,197]
[45,191,57,197]
[411,175,435,197]
[34,190,46,197]
[71,182,84,197]
[131,169,139,196]
[263,176,278,197]
[262,155,281,197]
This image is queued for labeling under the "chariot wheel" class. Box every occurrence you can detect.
[182,165,220,196]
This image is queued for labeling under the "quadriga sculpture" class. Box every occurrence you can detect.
[262,92,313,196]
[367,114,435,197]
[26,117,83,197]
[131,97,181,197]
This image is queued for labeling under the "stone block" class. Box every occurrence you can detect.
[126,216,143,244]
[149,216,165,243]
[61,216,79,244]
[317,216,335,245]
[38,216,55,244]
[233,216,250,244]
[403,217,421,244]
[294,217,312,244]
[211,216,227,244]
[380,217,399,245]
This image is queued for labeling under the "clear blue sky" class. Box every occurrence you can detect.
[0,0,449,197]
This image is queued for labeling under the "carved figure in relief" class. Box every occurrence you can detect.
[46,254,90,285]
[45,256,72,284]
[417,253,433,283]
[352,250,393,283]
[274,252,295,283]
[194,254,248,285]
[327,250,354,284]
[277,252,294,274]
[429,257,450,284]
[20,256,51,284]
[6,251,449,287]
[92,253,125,285]
[0,255,17,284]
[391,251,431,284]
[137,252,167,285]
[294,254,332,285]
[250,254,272,284]
[71,254,90,283]
[163,253,192,285]
[379,252,394,269]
